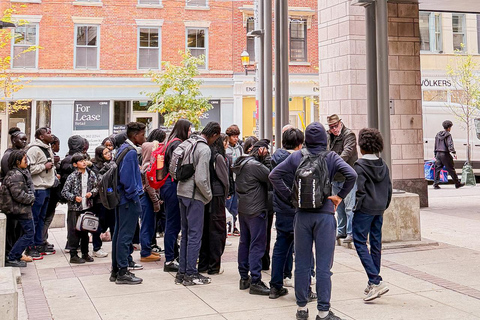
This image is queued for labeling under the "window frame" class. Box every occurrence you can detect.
[11,23,39,69]
[289,18,307,63]
[246,16,255,63]
[185,0,207,8]
[137,26,161,70]
[452,13,467,52]
[138,0,161,4]
[74,24,100,70]
[419,12,442,53]
[185,27,208,69]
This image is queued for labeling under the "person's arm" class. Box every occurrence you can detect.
[215,155,230,198]
[331,153,357,199]
[386,166,393,209]
[27,148,46,175]
[194,146,212,201]
[119,150,141,202]
[446,134,456,154]
[353,163,367,212]
[143,172,162,211]
[339,132,357,163]
[89,171,98,197]
[8,174,35,205]
[269,153,297,203]
[61,174,77,203]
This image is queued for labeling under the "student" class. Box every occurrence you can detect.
[110,122,146,285]
[2,150,36,268]
[61,153,98,264]
[175,122,220,286]
[352,128,392,302]
[225,125,242,236]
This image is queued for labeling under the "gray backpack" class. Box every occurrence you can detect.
[169,136,206,182]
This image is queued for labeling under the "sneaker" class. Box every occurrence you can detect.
[21,255,33,263]
[109,271,117,282]
[284,277,294,287]
[308,288,317,302]
[128,261,143,270]
[5,259,27,268]
[455,182,465,189]
[433,184,441,189]
[164,260,179,272]
[70,255,86,264]
[183,273,211,286]
[336,234,346,240]
[343,234,353,243]
[140,254,161,262]
[174,272,185,285]
[233,228,240,236]
[93,249,108,258]
[364,281,389,301]
[152,245,163,253]
[296,309,309,320]
[269,286,288,299]
[116,271,143,285]
[225,240,233,247]
[26,247,42,260]
[82,254,94,263]
[38,244,56,255]
[151,251,161,257]
[364,282,372,295]
[249,281,270,296]
[316,311,344,320]
[239,276,251,290]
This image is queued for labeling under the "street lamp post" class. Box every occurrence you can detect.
[0,21,16,29]
[241,50,254,75]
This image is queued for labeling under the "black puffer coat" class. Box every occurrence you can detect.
[1,168,35,219]
[59,135,85,185]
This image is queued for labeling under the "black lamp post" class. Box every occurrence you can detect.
[0,21,16,29]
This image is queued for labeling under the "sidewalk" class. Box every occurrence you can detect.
[16,185,480,320]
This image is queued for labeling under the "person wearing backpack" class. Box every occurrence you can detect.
[225,125,242,236]
[26,127,56,258]
[161,119,191,273]
[174,121,220,286]
[110,122,146,285]
[269,122,357,320]
[1,150,36,268]
[353,128,392,302]
[232,138,272,296]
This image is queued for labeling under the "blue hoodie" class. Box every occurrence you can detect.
[271,148,296,224]
[269,122,357,215]
[117,142,144,205]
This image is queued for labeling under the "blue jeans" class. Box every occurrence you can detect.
[294,212,336,312]
[160,179,181,262]
[332,181,356,236]
[270,228,294,289]
[178,196,205,275]
[8,218,35,261]
[352,211,383,285]
[112,198,142,271]
[237,212,267,284]
[140,194,155,257]
[32,189,50,246]
[225,191,239,225]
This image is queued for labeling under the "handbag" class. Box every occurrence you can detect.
[76,212,99,232]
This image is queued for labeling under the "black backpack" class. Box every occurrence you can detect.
[292,149,332,210]
[98,146,134,210]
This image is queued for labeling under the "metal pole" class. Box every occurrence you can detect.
[280,0,289,136]
[255,0,265,139]
[366,3,378,129]
[274,0,282,149]
[376,0,391,169]
[264,0,273,143]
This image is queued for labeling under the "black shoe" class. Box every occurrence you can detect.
[239,276,251,290]
[38,244,56,255]
[26,247,42,259]
[249,281,270,296]
[82,254,94,263]
[316,311,343,320]
[175,272,185,285]
[433,185,441,189]
[296,309,309,320]
[116,271,143,285]
[164,261,179,272]
[336,234,347,240]
[109,271,117,282]
[269,286,288,299]
[308,288,317,302]
[183,273,211,286]
[70,255,85,264]
[128,261,143,270]
[455,182,465,189]
[5,259,27,268]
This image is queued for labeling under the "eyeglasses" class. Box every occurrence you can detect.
[329,122,340,130]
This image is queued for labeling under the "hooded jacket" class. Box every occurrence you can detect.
[117,141,144,205]
[269,122,357,215]
[271,148,296,223]
[26,139,56,190]
[141,142,162,212]
[327,125,358,182]
[60,135,85,185]
[434,130,456,156]
[353,157,392,215]
[1,168,35,219]
[61,167,98,212]
[232,155,270,217]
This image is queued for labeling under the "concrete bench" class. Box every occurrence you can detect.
[0,267,20,320]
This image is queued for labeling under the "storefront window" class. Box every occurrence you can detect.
[423,90,447,102]
[114,101,130,126]
[9,102,32,143]
[133,101,152,111]
[36,101,51,129]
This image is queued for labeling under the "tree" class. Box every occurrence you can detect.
[445,46,480,164]
[145,51,212,129]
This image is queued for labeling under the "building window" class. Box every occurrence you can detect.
[36,101,51,129]
[139,0,161,3]
[419,12,442,52]
[290,19,307,62]
[12,24,38,68]
[246,17,255,62]
[452,14,466,52]
[138,28,160,69]
[423,90,447,102]
[186,0,207,7]
[186,28,207,69]
[9,102,32,143]
[75,25,99,69]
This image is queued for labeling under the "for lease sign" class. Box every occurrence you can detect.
[73,101,109,131]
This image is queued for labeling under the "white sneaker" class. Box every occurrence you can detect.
[283,277,294,287]
[93,249,108,258]
[364,283,372,295]
[225,240,233,247]
[364,281,389,301]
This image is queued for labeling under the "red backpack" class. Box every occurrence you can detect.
[146,138,181,189]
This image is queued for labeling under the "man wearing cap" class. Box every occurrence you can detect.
[327,114,358,243]
[433,120,464,189]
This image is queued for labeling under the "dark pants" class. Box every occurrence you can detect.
[270,228,294,289]
[294,212,336,312]
[5,217,24,259]
[161,178,181,262]
[434,151,460,185]
[199,195,227,273]
[261,210,274,269]
[8,218,35,261]
[32,189,50,246]
[67,210,89,256]
[140,195,155,257]
[178,196,205,275]
[42,191,59,245]
[352,211,383,285]
[225,191,239,226]
[92,202,105,251]
[238,212,267,284]
[112,198,142,271]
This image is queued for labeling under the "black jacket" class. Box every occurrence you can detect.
[353,157,392,215]
[327,125,358,182]
[434,130,456,156]
[271,149,295,217]
[232,155,270,217]
[59,135,85,185]
[1,168,35,219]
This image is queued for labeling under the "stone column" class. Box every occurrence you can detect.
[0,213,6,267]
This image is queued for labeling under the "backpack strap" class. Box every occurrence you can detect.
[31,145,51,161]
[115,146,135,166]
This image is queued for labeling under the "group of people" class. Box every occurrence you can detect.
[1,114,394,320]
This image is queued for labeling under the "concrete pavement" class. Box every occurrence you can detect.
[15,184,480,320]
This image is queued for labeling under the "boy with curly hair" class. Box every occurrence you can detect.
[352,128,392,302]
